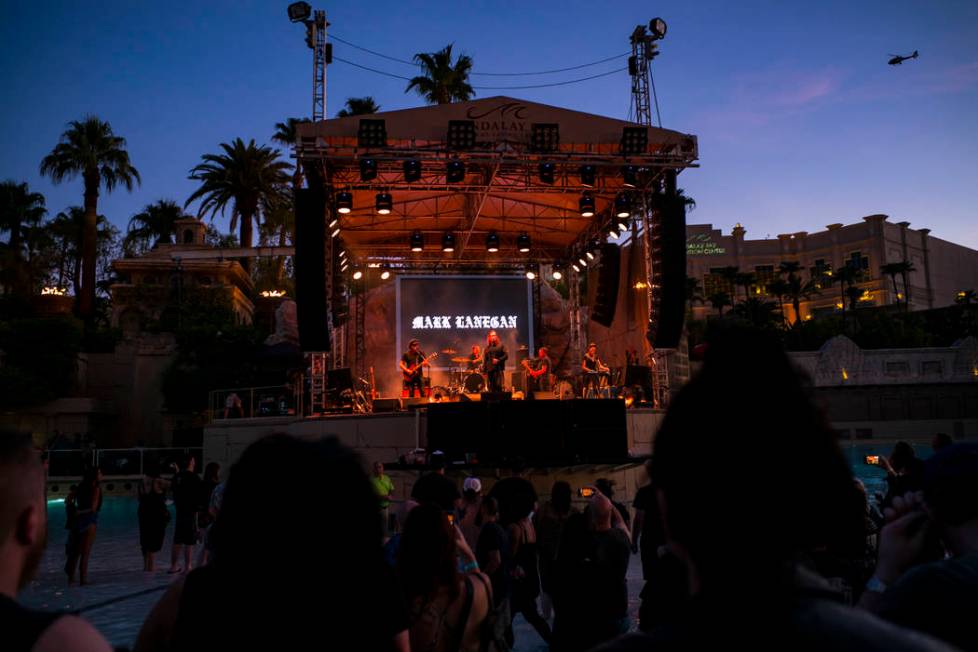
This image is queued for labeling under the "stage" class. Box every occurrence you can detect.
[203,402,665,503]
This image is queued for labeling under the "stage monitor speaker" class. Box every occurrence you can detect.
[481,391,512,402]
[327,367,353,392]
[294,186,331,351]
[400,397,428,410]
[652,193,687,349]
[532,391,556,400]
[372,398,400,413]
[590,244,621,327]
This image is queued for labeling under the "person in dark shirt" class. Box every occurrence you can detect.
[860,443,978,651]
[168,454,202,574]
[880,441,926,509]
[136,435,410,651]
[523,346,553,394]
[410,452,460,513]
[0,432,112,652]
[399,339,428,398]
[475,496,511,608]
[483,330,508,392]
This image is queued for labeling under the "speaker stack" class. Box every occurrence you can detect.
[590,243,621,327]
[647,191,687,349]
[294,186,331,352]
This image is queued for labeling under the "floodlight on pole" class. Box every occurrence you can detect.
[287,2,312,22]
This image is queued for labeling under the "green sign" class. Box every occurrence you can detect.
[686,233,726,255]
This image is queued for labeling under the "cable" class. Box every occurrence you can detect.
[330,32,628,77]
[650,70,662,127]
[333,56,627,90]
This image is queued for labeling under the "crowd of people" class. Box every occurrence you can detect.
[2,327,977,651]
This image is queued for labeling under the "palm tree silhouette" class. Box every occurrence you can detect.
[40,116,140,320]
[0,180,46,296]
[186,138,292,272]
[406,44,475,104]
[708,291,733,317]
[881,262,904,309]
[272,118,311,149]
[124,199,187,256]
[766,278,790,327]
[337,97,381,117]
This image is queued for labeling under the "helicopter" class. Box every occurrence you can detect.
[888,50,919,65]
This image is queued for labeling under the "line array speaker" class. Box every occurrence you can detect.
[294,186,331,351]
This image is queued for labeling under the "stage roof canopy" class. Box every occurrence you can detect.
[296,96,698,269]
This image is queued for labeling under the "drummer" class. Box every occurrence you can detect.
[467,344,482,372]
[581,342,610,397]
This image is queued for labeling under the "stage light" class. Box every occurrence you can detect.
[367,262,381,268]
[552,261,564,280]
[380,266,391,280]
[336,191,353,214]
[517,232,531,253]
[404,159,422,182]
[614,193,631,218]
[609,224,620,239]
[620,127,648,155]
[375,192,393,215]
[526,269,536,280]
[618,215,630,232]
[578,256,588,267]
[649,17,667,40]
[446,159,465,183]
[621,165,639,188]
[410,230,424,252]
[579,164,596,187]
[331,227,340,238]
[530,123,560,153]
[552,269,563,280]
[328,217,339,228]
[357,119,387,148]
[442,232,456,252]
[572,262,581,273]
[538,162,555,184]
[447,120,477,150]
[340,263,348,272]
[586,250,595,260]
[359,158,377,181]
[579,193,595,217]
[287,1,312,22]
[486,232,500,253]
[338,249,346,259]
[352,269,363,280]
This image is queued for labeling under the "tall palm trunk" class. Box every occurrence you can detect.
[900,271,911,311]
[238,202,255,274]
[80,172,99,320]
[274,226,287,286]
[792,297,802,326]
[889,273,900,309]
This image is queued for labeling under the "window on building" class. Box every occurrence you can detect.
[921,361,943,376]
[810,259,833,287]
[704,268,734,297]
[885,361,910,377]
[847,251,870,277]
[754,265,775,295]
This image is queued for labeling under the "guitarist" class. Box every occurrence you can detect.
[522,346,553,393]
[399,339,429,398]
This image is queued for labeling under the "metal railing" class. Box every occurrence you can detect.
[47,447,203,479]
[208,384,301,422]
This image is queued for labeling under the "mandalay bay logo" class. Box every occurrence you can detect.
[465,102,529,139]
[412,315,518,330]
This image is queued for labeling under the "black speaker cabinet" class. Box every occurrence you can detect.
[294,186,331,351]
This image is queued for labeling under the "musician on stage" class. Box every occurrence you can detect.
[467,344,483,372]
[399,339,429,398]
[581,342,610,397]
[522,346,553,393]
[482,330,508,392]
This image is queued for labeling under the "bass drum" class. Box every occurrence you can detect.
[464,373,486,393]
[429,386,452,402]
[554,380,575,400]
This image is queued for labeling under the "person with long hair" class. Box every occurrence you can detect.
[398,502,492,652]
[65,466,102,585]
[135,435,410,651]
[137,468,170,572]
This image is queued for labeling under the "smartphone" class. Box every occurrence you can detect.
[578,487,595,498]
[864,455,880,466]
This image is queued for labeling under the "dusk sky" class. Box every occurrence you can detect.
[2,0,977,248]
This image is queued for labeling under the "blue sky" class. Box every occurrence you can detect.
[2,0,976,248]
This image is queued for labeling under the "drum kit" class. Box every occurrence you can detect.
[441,348,486,396]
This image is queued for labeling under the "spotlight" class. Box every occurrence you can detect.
[403,159,422,182]
[621,165,638,188]
[620,127,649,155]
[526,269,536,280]
[329,217,339,228]
[530,123,560,153]
[517,232,531,253]
[336,191,353,214]
[614,193,631,218]
[410,230,424,252]
[446,159,465,183]
[649,17,668,40]
[572,262,581,273]
[579,193,595,217]
[609,224,620,239]
[579,164,596,187]
[380,266,391,280]
[375,192,392,215]
[338,249,346,259]
[486,231,500,253]
[340,263,348,272]
[586,250,595,261]
[447,120,477,150]
[359,158,377,181]
[617,215,630,232]
[442,232,456,252]
[552,269,563,280]
[352,269,363,280]
[331,227,340,238]
[357,119,387,148]
[287,1,312,22]
[552,261,564,280]
[578,256,588,267]
[538,161,555,184]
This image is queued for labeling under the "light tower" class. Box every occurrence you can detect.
[628,18,667,127]
[288,2,331,121]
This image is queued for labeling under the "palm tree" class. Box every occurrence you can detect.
[845,285,864,312]
[893,260,916,311]
[832,264,860,327]
[272,118,311,149]
[685,276,703,305]
[676,188,696,212]
[733,297,779,329]
[782,273,819,326]
[718,265,739,300]
[186,138,292,272]
[778,261,802,277]
[956,289,976,306]
[0,181,46,296]
[708,292,733,317]
[47,207,114,298]
[40,116,140,320]
[767,278,790,327]
[337,97,381,117]
[734,272,757,302]
[881,262,904,309]
[258,190,295,287]
[406,44,475,104]
[124,199,186,256]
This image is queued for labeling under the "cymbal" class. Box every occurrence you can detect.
[441,348,458,354]
[451,356,470,363]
